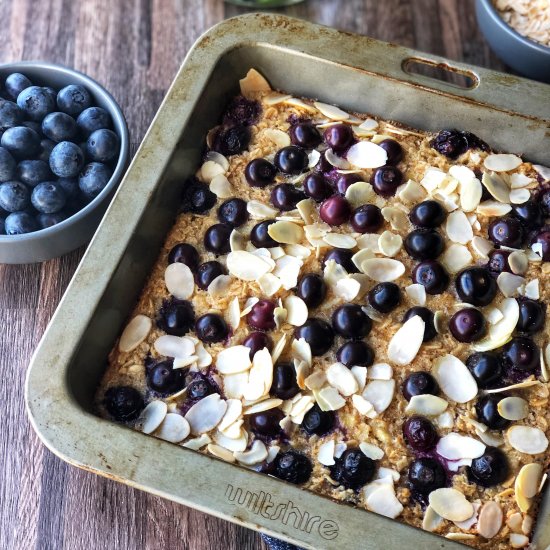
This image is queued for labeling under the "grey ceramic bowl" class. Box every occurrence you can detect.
[476,0,550,83]
[0,61,129,264]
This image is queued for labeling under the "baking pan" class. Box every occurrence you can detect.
[25,14,550,549]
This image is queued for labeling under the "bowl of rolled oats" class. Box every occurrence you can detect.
[476,0,550,82]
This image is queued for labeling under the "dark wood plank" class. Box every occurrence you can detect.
[0,1,508,549]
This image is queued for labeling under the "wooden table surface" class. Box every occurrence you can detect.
[0,1,508,549]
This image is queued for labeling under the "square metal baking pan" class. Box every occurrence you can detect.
[26,14,550,550]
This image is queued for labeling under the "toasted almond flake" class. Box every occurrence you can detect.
[323,233,356,249]
[324,147,351,169]
[257,273,281,297]
[313,101,349,120]
[270,334,287,366]
[225,298,240,332]
[119,314,152,353]
[476,428,504,447]
[165,262,195,300]
[306,149,321,169]
[420,167,447,193]
[207,443,235,463]
[349,366,367,392]
[247,200,278,219]
[200,160,225,183]
[262,127,290,148]
[454,500,481,530]
[507,425,548,455]
[356,118,378,131]
[360,441,384,460]
[516,463,542,508]
[487,307,504,325]
[433,354,478,403]
[477,200,513,217]
[332,277,360,301]
[182,434,211,450]
[510,188,530,204]
[435,410,454,429]
[509,533,529,548]
[486,378,540,394]
[226,250,272,281]
[204,150,229,171]
[154,334,195,358]
[436,433,485,460]
[218,399,243,432]
[440,243,473,274]
[387,315,425,366]
[207,274,231,298]
[315,387,346,412]
[403,283,426,306]
[398,179,427,204]
[267,221,303,245]
[282,97,317,113]
[368,362,392,381]
[445,209,473,244]
[522,515,533,536]
[366,484,403,519]
[323,259,349,287]
[326,362,359,396]
[209,173,232,198]
[405,394,448,416]
[510,172,533,188]
[154,413,190,443]
[422,505,444,532]
[347,141,388,169]
[429,488,474,522]
[534,164,550,181]
[318,440,336,466]
[139,401,168,434]
[361,258,405,282]
[291,338,312,370]
[230,229,247,252]
[214,429,247,452]
[282,295,307,327]
[508,513,523,533]
[242,399,283,419]
[216,346,252,375]
[222,373,248,399]
[295,198,315,224]
[524,279,540,300]
[381,206,409,232]
[482,171,511,203]
[194,342,212,369]
[377,230,402,257]
[497,272,525,297]
[362,380,395,414]
[508,250,528,275]
[273,255,303,290]
[498,396,529,421]
[219,419,244,439]
[471,236,494,259]
[285,244,311,260]
[345,181,375,207]
[234,439,268,466]
[476,501,502,539]
[264,93,292,106]
[304,370,326,391]
[352,394,374,415]
[459,176,483,212]
[239,68,271,95]
[185,394,227,435]
[484,154,522,172]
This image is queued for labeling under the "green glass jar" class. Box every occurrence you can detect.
[226,0,304,7]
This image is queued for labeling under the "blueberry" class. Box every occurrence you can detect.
[330,448,375,490]
[335,173,362,194]
[21,120,42,133]
[168,243,200,271]
[466,352,503,389]
[195,313,228,343]
[323,248,359,274]
[16,159,52,187]
[204,223,232,254]
[403,307,437,342]
[0,181,30,212]
[336,341,374,367]
[409,201,447,228]
[301,405,334,435]
[319,195,351,226]
[273,450,312,484]
[270,362,300,400]
[17,86,56,121]
[378,139,403,164]
[517,299,545,334]
[247,299,276,331]
[196,261,225,290]
[412,260,450,294]
[37,138,55,163]
[368,282,401,313]
[512,199,543,229]
[37,211,67,229]
[468,447,509,487]
[0,146,16,182]
[371,166,403,197]
[296,273,326,308]
[532,230,550,261]
[147,360,186,395]
[250,220,278,248]
[270,183,306,211]
[31,181,66,214]
[78,162,112,200]
[86,128,119,163]
[449,307,486,343]
[487,249,511,277]
[402,372,439,401]
[274,145,308,175]
[244,158,277,187]
[455,267,497,306]
[0,216,5,234]
[76,106,112,137]
[476,394,511,430]
[242,331,273,359]
[350,204,383,233]
[157,298,195,336]
[408,458,446,494]
[56,84,92,116]
[4,211,38,234]
[488,217,525,248]
[323,124,353,152]
[1,126,41,158]
[104,386,144,421]
[187,377,213,400]
[294,318,334,356]
[217,197,248,227]
[180,177,216,214]
[4,73,32,101]
[249,409,284,437]
[56,177,79,198]
[332,304,372,339]
[404,229,444,260]
[303,173,331,202]
[43,87,58,105]
[502,337,540,373]
[213,125,250,156]
[403,416,438,451]
[49,141,85,178]
[289,122,322,149]
[223,96,260,126]
[40,111,77,143]
[430,129,488,159]
[0,100,23,131]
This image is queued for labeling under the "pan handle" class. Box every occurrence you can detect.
[401,56,480,91]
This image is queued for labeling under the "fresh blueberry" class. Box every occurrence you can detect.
[168,243,200,271]
[408,458,446,494]
[21,120,42,133]
[37,138,56,163]
[368,282,401,313]
[488,217,525,248]
[217,197,248,227]
[430,129,488,159]
[323,123,353,152]
[403,416,438,451]
[250,220,278,248]
[244,158,277,187]
[204,223,232,255]
[487,249,511,277]
[56,177,79,198]
[86,128,119,163]
[350,204,383,233]
[273,450,312,484]
[271,362,300,400]
[449,308,486,343]
[31,181,66,214]
[104,386,144,421]
[213,125,250,156]
[270,183,306,211]
[403,307,437,342]
[4,73,32,101]
[319,195,351,226]
[0,181,30,212]
[336,340,374,367]
[404,229,444,260]
[180,177,216,214]
[502,337,540,373]
[4,211,38,234]
[466,352,503,389]
[323,248,359,274]
[56,84,92,116]
[15,159,52,187]
[242,331,273,359]
[147,360,186,395]
[43,87,58,105]
[41,111,77,143]
[187,377,213,400]
[517,299,545,334]
[296,273,326,308]
[78,162,112,200]
[157,298,195,336]
[289,122,322,149]
[195,313,228,343]
[330,448,375,490]
[0,100,23,131]
[303,173,331,202]
[76,106,112,137]
[49,141,85,178]
[0,216,5,234]
[378,139,403,164]
[476,394,511,430]
[274,145,308,174]
[455,267,497,306]
[37,211,67,229]
[332,304,372,339]
[294,318,334,356]
[412,260,450,294]
[17,86,56,121]
[249,408,284,438]
[468,447,509,487]
[196,261,225,290]
[302,405,334,436]
[402,372,439,401]
[1,126,41,158]
[371,166,403,197]
[335,173,362,195]
[0,146,16,182]
[247,300,276,331]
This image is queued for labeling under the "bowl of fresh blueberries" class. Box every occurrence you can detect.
[0,62,129,263]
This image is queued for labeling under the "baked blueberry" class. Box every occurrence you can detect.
[336,341,374,367]
[319,195,351,226]
[303,173,331,202]
[403,307,437,341]
[0,181,30,212]
[57,84,92,116]
[17,86,56,121]
[217,197,248,227]
[409,200,446,228]
[296,273,326,309]
[541,190,550,217]
[204,223,232,254]
[476,394,511,430]
[157,298,195,336]
[378,139,403,164]
[289,122,322,149]
[196,261,225,290]
[251,220,278,248]
[368,282,401,313]
[49,141,85,178]
[273,450,312,484]
[168,243,200,271]
[76,106,112,137]
[78,162,113,200]
[488,217,525,248]
[403,416,438,451]
[250,408,284,437]
[104,386,144,421]
[244,158,277,187]
[195,313,228,343]
[404,229,444,260]
[516,299,545,334]
[468,447,509,487]
[270,183,306,211]
[408,458,446,494]
[247,299,276,331]
[242,331,273,359]
[147,360,186,395]
[502,337,540,373]
[335,173,361,194]
[323,123,353,151]
[0,146,16,182]
[15,159,52,187]
[1,126,41,158]
[330,448,375,490]
[274,145,308,174]
[512,199,543,229]
[487,249,511,277]
[532,229,550,261]
[271,362,300,400]
[402,372,439,401]
[332,304,372,339]
[449,308,486,343]
[430,129,488,159]
[4,211,38,234]
[455,267,497,306]
[4,73,32,101]
[323,248,359,274]
[350,204,383,233]
[187,377,213,400]
[0,100,23,132]
[302,405,335,435]
[86,128,119,163]
[213,125,250,156]
[223,96,260,126]
[371,166,403,197]
[412,260,449,294]
[31,181,66,214]
[41,111,77,142]
[466,352,503,389]
[295,318,334,356]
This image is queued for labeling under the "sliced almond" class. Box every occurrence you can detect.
[305,370,327,391]
[360,441,384,460]
[207,443,235,463]
[263,93,292,106]
[334,277,362,301]
[534,164,550,181]
[352,394,374,415]
[422,505,444,532]
[262,128,290,148]
[523,279,540,300]
[119,314,152,353]
[433,354,478,403]
[497,396,529,420]
[459,175,483,212]
[210,174,232,198]
[381,206,409,232]
[378,230,402,257]
[484,153,522,172]
[436,433,485,460]
[471,236,494,259]
[273,255,302,290]
[429,488,474,522]
[200,160,225,183]
[362,380,395,414]
[485,378,540,394]
[421,167,447,193]
[435,410,454,429]
[477,501,502,539]
[482,171,510,203]
[318,439,336,466]
[271,333,287,364]
[323,232,356,249]
[516,463,542,511]
[446,209,473,244]
[477,428,504,447]
[345,181,375,207]
[239,68,271,95]
[399,179,427,204]
[405,394,448,416]
[351,365,368,390]
[508,250,528,275]
[247,200,278,219]
[268,220,303,245]
[325,148,351,169]
[226,250,272,281]
[434,310,447,334]
[365,484,403,519]
[234,440,268,466]
[326,362,359,396]
[154,334,195,358]
[315,386,346,411]
[361,258,405,282]
[509,533,529,548]
[510,188,530,204]
[214,429,247,452]
[497,272,525,297]
[477,200,512,217]
[139,400,168,434]
[507,425,548,455]
[368,362,393,380]
[218,399,243,432]
[347,141,387,169]
[155,413,190,443]
[164,262,194,300]
[283,97,318,113]
[511,173,534,188]
[313,101,349,120]
[243,398,283,415]
[182,434,212,450]
[387,315,425,366]
[283,295,308,326]
[440,243,473,273]
[222,372,248,399]
[216,345,252,374]
[185,394,227,435]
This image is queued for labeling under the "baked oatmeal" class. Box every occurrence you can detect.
[493,0,550,47]
[95,68,550,549]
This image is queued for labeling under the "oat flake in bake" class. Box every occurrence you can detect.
[96,68,550,549]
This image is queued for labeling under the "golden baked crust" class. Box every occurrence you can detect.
[96,70,550,549]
